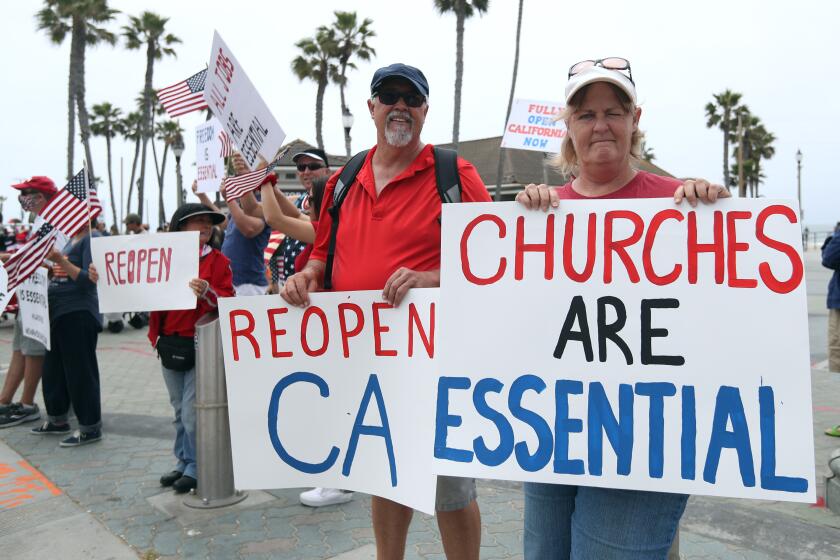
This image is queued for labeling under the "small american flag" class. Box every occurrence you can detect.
[219,129,233,158]
[157,69,209,118]
[3,222,58,291]
[224,147,289,201]
[39,169,102,237]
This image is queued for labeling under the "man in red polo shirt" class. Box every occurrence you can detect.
[283,63,489,559]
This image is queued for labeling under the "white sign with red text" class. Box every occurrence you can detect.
[204,31,286,170]
[218,290,439,514]
[434,199,815,503]
[500,98,566,153]
[195,117,226,193]
[91,232,199,313]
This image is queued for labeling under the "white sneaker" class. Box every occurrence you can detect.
[299,487,354,507]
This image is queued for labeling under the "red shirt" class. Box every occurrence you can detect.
[148,248,234,344]
[311,144,491,291]
[554,170,680,200]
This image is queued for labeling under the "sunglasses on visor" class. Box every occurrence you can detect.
[375,91,426,108]
[568,57,633,83]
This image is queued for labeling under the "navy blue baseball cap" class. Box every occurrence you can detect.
[370,63,430,97]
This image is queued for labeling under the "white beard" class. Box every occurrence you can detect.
[384,127,413,147]
[384,110,414,147]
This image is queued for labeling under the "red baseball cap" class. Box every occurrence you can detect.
[12,176,57,197]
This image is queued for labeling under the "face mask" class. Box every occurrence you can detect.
[18,194,40,212]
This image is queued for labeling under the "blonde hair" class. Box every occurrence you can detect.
[552,83,645,175]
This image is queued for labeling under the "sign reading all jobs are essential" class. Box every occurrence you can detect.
[435,199,815,503]
[204,31,286,170]
[91,232,199,313]
[218,290,439,514]
[500,98,566,153]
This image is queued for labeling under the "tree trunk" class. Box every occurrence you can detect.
[494,0,524,201]
[72,17,96,185]
[126,126,141,220]
[722,108,730,190]
[452,3,466,148]
[340,65,351,157]
[105,133,117,228]
[152,141,169,226]
[66,41,76,181]
[137,40,156,221]
[315,74,326,150]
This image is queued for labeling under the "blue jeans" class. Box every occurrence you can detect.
[161,366,196,479]
[524,482,687,560]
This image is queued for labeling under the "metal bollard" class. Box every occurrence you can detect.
[183,313,248,509]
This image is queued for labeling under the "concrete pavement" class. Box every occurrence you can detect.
[0,250,838,559]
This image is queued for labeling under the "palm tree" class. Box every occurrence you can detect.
[705,89,743,191]
[331,11,376,156]
[123,11,180,222]
[292,27,339,151]
[120,110,142,219]
[434,0,490,148]
[641,139,656,162]
[493,0,523,201]
[153,120,183,224]
[731,114,776,197]
[36,0,118,181]
[90,102,122,227]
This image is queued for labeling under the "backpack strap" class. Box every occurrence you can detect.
[324,150,369,290]
[433,147,462,203]
[323,147,463,290]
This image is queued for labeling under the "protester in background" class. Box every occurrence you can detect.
[147,203,233,493]
[822,223,840,436]
[516,57,729,559]
[0,177,56,428]
[95,219,110,236]
[124,213,146,234]
[193,169,270,296]
[245,148,332,291]
[283,63,487,559]
[31,225,104,447]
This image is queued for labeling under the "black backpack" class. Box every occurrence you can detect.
[324,147,462,290]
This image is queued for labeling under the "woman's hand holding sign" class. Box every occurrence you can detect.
[516,179,729,212]
[189,278,210,298]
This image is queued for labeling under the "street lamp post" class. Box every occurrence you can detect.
[173,133,185,209]
[796,149,803,225]
[342,109,355,157]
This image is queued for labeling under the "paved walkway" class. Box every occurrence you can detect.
[0,251,838,559]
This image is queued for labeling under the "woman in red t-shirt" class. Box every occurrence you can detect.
[516,59,729,559]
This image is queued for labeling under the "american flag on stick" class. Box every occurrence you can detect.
[219,129,233,158]
[224,147,290,201]
[39,169,102,237]
[157,69,209,118]
[3,222,58,291]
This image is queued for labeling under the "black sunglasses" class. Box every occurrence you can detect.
[568,57,633,83]
[296,163,325,172]
[375,91,426,108]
